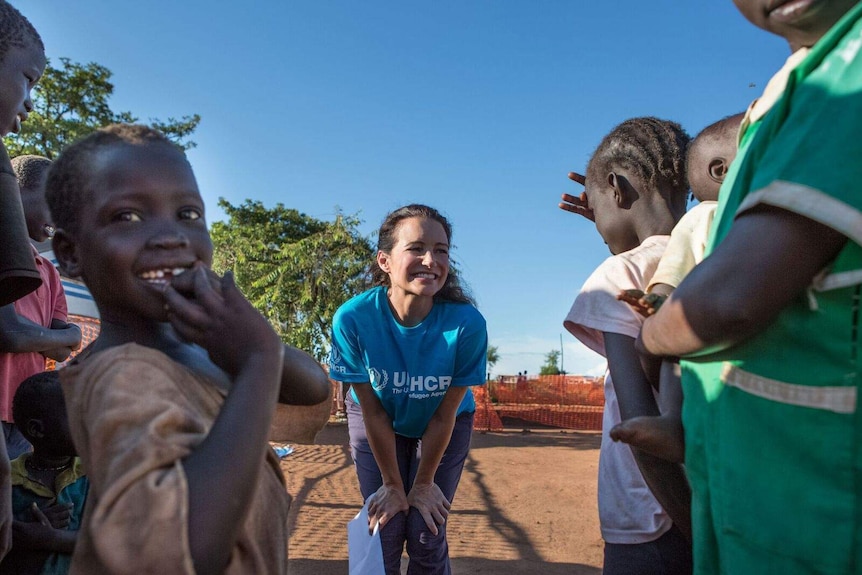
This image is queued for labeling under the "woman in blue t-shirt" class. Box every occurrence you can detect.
[330,204,487,575]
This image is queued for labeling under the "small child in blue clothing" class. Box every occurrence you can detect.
[1,370,87,575]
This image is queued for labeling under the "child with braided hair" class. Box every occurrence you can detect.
[561,116,692,574]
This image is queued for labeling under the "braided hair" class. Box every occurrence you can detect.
[587,117,690,213]
[45,123,186,235]
[0,1,43,63]
[370,204,474,305]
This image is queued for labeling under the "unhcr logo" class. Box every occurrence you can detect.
[369,367,389,391]
[392,372,452,392]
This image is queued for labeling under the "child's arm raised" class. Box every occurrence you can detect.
[559,171,595,222]
[640,206,846,357]
[163,265,284,575]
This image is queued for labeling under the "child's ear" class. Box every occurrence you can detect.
[608,172,635,208]
[25,418,44,440]
[51,229,82,279]
[608,172,623,206]
[376,251,391,274]
[708,158,729,184]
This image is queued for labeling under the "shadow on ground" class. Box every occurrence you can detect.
[290,558,601,574]
[285,423,603,575]
[469,428,601,451]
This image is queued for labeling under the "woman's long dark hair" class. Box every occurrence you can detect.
[370,204,474,305]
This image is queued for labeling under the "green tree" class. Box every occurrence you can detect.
[486,345,500,375]
[210,199,374,361]
[539,349,561,376]
[5,58,200,158]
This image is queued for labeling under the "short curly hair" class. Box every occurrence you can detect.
[11,370,62,430]
[587,117,691,214]
[45,123,187,235]
[686,112,745,176]
[0,1,44,63]
[11,154,50,191]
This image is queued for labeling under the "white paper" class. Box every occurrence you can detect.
[347,501,385,575]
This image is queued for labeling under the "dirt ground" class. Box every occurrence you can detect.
[281,422,604,574]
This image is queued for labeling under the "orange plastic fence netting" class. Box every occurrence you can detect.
[473,375,605,432]
[329,376,605,432]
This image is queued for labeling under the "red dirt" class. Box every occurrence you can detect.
[282,423,604,574]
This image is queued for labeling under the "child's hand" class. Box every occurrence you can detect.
[39,501,72,529]
[11,503,58,549]
[559,171,595,222]
[617,289,666,317]
[168,264,223,300]
[12,504,78,554]
[618,289,653,317]
[164,263,281,377]
[42,346,75,362]
[640,292,667,314]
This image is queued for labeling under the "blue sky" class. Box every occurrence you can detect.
[21,1,791,376]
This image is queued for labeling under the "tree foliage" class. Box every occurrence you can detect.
[539,349,561,376]
[5,58,200,158]
[210,199,374,361]
[486,345,499,370]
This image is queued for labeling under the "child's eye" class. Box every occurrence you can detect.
[179,208,202,221]
[112,211,141,223]
[436,248,449,255]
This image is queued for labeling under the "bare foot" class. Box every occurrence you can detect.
[610,415,685,463]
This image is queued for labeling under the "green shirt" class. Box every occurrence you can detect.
[681,4,862,573]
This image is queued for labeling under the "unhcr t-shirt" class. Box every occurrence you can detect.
[330,286,487,438]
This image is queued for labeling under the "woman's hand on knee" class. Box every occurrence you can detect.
[407,482,451,535]
[367,484,408,531]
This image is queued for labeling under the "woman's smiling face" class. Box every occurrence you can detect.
[377,216,450,302]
